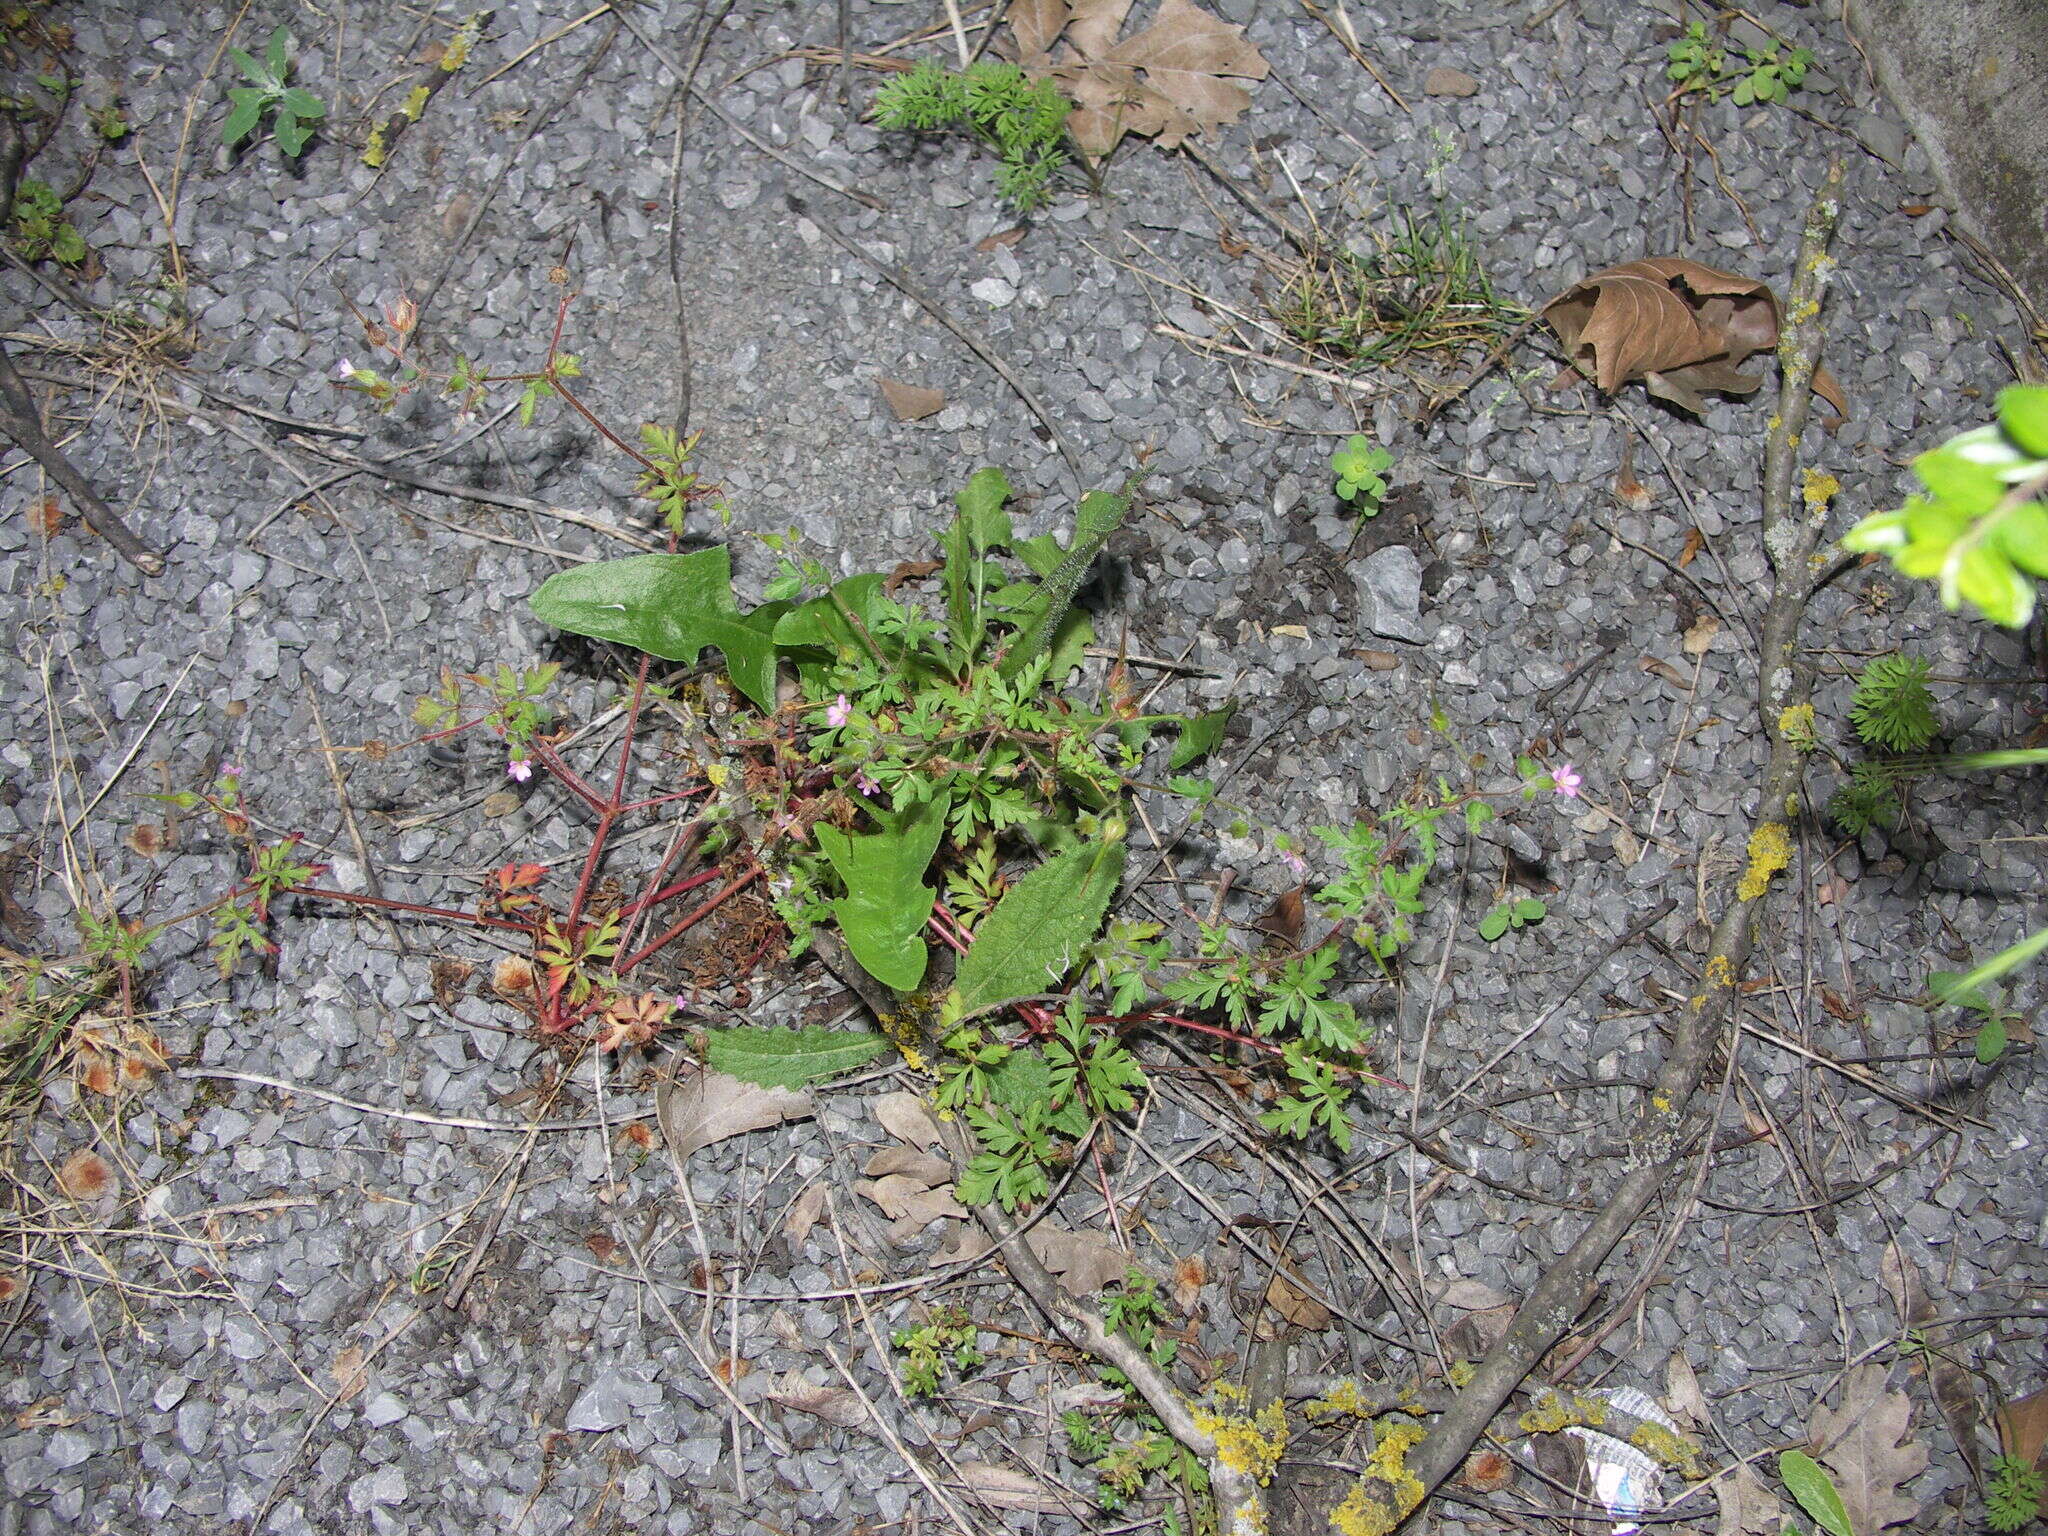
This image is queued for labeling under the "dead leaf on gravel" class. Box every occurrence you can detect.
[1714,1461,1780,1536]
[1541,257,1849,417]
[936,1222,990,1265]
[1641,655,1689,688]
[1259,1263,1333,1335]
[784,1182,826,1245]
[950,1461,1089,1514]
[769,1370,867,1428]
[863,1146,956,1183]
[1027,1224,1130,1296]
[1996,1387,2048,1521]
[871,1090,943,1149]
[1683,614,1720,657]
[976,225,1028,252]
[1437,1278,1513,1311]
[1171,1252,1207,1314]
[859,1172,968,1227]
[1665,1350,1711,1431]
[330,1345,367,1402]
[1011,0,1270,158]
[1808,1363,1928,1533]
[657,1069,811,1159]
[879,377,945,422]
[1883,1242,1981,1480]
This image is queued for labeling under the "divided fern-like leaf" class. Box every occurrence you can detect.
[1850,653,1939,751]
[1827,760,1902,837]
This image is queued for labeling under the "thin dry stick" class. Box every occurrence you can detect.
[1337,159,1849,1530]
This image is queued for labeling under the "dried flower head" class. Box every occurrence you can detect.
[1460,1448,1515,1492]
[55,1149,118,1202]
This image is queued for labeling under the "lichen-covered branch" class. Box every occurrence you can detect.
[1332,159,1848,1533]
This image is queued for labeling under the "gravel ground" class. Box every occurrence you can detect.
[1,2,2043,1534]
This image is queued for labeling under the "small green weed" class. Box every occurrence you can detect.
[1477,896,1546,943]
[222,25,325,159]
[871,59,1073,211]
[1666,21,1813,108]
[1331,434,1392,518]
[1986,1452,2046,1533]
[1268,206,1526,375]
[892,1304,984,1397]
[1825,652,1938,838]
[1928,969,2025,1066]
[1778,1449,1854,1536]
[8,177,84,265]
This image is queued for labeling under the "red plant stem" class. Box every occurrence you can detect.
[614,863,763,975]
[1131,1011,1407,1091]
[623,864,721,917]
[529,736,608,812]
[283,885,534,934]
[564,651,654,932]
[1090,1135,1127,1246]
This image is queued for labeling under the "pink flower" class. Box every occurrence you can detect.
[825,693,851,729]
[218,762,244,780]
[507,756,533,783]
[329,357,356,382]
[1280,848,1308,879]
[855,772,880,797]
[1551,763,1583,799]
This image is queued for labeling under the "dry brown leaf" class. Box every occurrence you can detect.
[949,1461,1088,1514]
[859,1173,968,1226]
[1027,1225,1130,1296]
[658,1070,811,1159]
[879,377,945,422]
[1353,647,1401,670]
[1882,1242,1983,1482]
[1641,655,1689,688]
[1437,1278,1513,1311]
[1678,526,1705,567]
[872,1090,943,1149]
[1996,1386,2048,1520]
[1683,614,1720,656]
[1808,1364,1928,1533]
[783,1182,826,1245]
[1543,258,1794,416]
[769,1370,867,1428]
[1610,822,1642,867]
[1170,1252,1207,1314]
[330,1345,367,1402]
[1422,66,1479,97]
[1997,1385,2048,1466]
[1260,1265,1332,1334]
[863,1146,957,1183]
[975,225,1028,252]
[1714,1461,1781,1536]
[935,1221,990,1265]
[1013,0,1267,158]
[1666,1350,1711,1431]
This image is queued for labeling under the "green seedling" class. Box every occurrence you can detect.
[222,25,326,158]
[892,1305,984,1397]
[8,178,84,265]
[1331,435,1392,516]
[1477,896,1546,942]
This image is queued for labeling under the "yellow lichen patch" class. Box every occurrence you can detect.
[401,84,432,121]
[1329,1420,1428,1536]
[1629,1420,1705,1481]
[1225,1495,1268,1536]
[442,12,482,71]
[1193,1395,1288,1486]
[1777,703,1816,750]
[1802,470,1840,509]
[1704,953,1734,990]
[1736,821,1792,902]
[362,125,388,168]
[1306,1378,1373,1421]
[1652,1092,1672,1113]
[1517,1390,1607,1434]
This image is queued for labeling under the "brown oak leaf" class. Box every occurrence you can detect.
[1807,1364,1928,1533]
[1011,0,1268,158]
